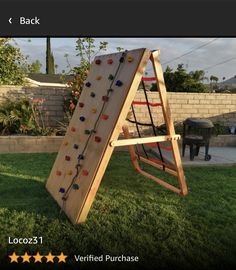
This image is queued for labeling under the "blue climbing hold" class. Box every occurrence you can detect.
[59,188,65,193]
[80,116,85,122]
[115,80,123,87]
[85,82,91,87]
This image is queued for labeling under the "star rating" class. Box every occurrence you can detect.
[21,252,31,263]
[33,252,43,263]
[8,252,68,263]
[45,252,55,263]
[57,252,68,263]
[9,252,19,263]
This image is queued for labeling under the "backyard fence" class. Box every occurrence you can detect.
[0,86,235,130]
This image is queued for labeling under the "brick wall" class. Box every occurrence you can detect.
[0,86,235,130]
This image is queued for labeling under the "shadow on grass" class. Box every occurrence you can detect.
[0,173,65,220]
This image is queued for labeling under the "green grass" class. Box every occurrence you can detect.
[0,152,235,270]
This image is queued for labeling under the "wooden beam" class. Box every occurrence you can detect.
[110,135,180,147]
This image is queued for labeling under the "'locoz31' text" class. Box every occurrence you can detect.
[8,236,43,245]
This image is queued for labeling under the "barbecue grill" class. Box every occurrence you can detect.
[182,118,214,161]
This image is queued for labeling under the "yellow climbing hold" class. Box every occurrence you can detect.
[127,55,134,62]
[68,170,73,175]
[63,141,68,146]
[91,108,97,113]
[96,75,102,80]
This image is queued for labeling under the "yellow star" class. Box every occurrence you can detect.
[33,252,43,263]
[21,252,31,263]
[45,252,55,263]
[57,252,68,263]
[9,252,19,263]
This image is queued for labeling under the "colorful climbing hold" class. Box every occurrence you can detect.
[82,170,89,176]
[80,116,85,122]
[101,114,109,120]
[119,56,125,63]
[68,170,73,175]
[91,108,97,113]
[127,55,134,62]
[65,155,71,161]
[78,154,85,160]
[85,82,91,87]
[95,59,101,65]
[107,88,113,93]
[102,96,109,102]
[107,59,113,64]
[96,75,102,80]
[63,141,68,146]
[71,127,76,132]
[90,92,96,97]
[56,170,62,176]
[108,74,114,80]
[73,183,80,190]
[73,144,79,149]
[84,129,90,135]
[115,80,123,87]
[59,188,65,193]
[79,102,84,108]
[95,136,102,143]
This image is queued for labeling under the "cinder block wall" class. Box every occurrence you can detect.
[0,86,235,130]
[0,86,66,127]
[126,92,236,134]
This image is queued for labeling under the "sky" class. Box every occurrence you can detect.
[14,38,236,81]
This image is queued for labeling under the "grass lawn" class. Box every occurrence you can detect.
[0,152,235,269]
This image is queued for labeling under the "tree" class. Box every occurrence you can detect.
[28,60,42,73]
[75,38,108,68]
[210,75,219,84]
[0,38,27,85]
[150,64,208,93]
[46,38,55,74]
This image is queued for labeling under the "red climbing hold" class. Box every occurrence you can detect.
[95,59,101,65]
[79,102,84,108]
[95,136,102,143]
[107,59,113,64]
[71,127,76,132]
[101,114,109,120]
[82,170,89,176]
[56,170,62,176]
[65,155,71,161]
[102,96,109,102]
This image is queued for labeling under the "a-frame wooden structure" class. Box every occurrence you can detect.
[46,48,188,224]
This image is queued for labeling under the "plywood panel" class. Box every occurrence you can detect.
[46,48,151,223]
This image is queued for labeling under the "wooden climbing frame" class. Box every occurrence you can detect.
[46,48,188,225]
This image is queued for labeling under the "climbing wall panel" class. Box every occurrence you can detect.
[46,48,151,224]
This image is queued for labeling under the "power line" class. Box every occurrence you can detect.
[162,38,219,65]
[203,57,236,71]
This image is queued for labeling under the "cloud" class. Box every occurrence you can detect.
[14,38,236,80]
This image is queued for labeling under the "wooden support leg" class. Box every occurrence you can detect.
[170,139,188,196]
[122,125,188,196]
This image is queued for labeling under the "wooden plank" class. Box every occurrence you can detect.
[122,125,180,193]
[110,134,180,147]
[77,49,152,223]
[46,48,151,224]
[151,50,188,196]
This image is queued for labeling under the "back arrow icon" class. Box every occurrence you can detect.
[9,18,12,24]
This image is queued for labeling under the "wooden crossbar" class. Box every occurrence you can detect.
[110,135,180,147]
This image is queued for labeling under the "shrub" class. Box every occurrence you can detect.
[0,97,54,135]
